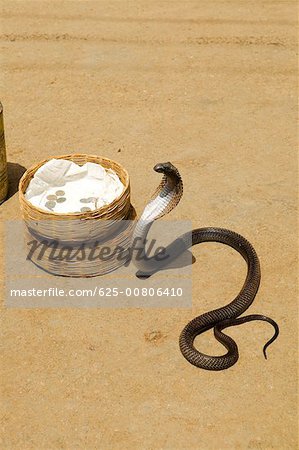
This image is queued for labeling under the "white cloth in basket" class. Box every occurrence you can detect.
[25,159,124,213]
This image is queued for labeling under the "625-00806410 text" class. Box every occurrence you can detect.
[9,287,184,298]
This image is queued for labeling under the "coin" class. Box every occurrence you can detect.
[55,190,65,196]
[46,195,57,200]
[45,201,56,209]
[56,197,66,203]
[80,207,91,212]
[80,197,96,203]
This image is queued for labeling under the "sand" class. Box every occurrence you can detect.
[0,1,297,449]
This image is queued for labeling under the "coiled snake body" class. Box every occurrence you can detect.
[132,162,279,371]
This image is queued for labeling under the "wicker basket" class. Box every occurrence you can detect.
[19,154,135,277]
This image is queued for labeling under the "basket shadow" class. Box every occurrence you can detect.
[6,162,27,200]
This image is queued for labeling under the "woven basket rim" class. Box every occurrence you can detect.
[19,153,130,217]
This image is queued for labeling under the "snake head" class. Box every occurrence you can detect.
[153,162,182,187]
[138,161,183,222]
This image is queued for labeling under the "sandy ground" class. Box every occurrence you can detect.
[0,1,298,449]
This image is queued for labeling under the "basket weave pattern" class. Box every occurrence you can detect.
[19,154,135,277]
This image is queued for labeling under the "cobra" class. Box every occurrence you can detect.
[132,162,279,371]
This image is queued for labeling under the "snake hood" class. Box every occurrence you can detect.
[139,162,183,222]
